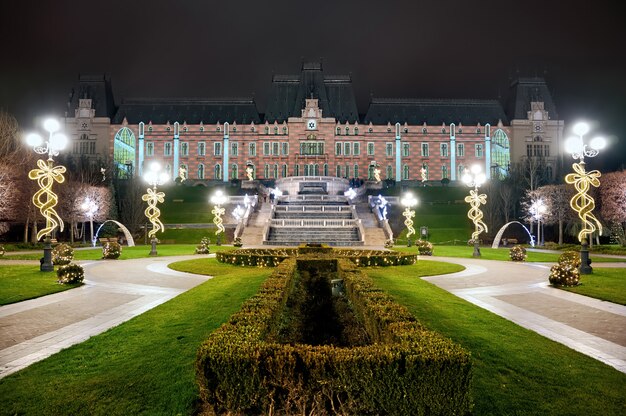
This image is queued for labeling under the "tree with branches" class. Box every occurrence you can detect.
[599,170,626,246]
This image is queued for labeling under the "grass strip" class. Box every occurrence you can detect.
[0,265,81,305]
[561,267,626,305]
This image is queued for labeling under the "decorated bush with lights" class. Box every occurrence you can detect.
[195,237,210,254]
[196,257,471,415]
[415,239,434,255]
[509,245,526,262]
[52,243,74,265]
[549,250,581,286]
[102,241,122,259]
[558,251,581,268]
[56,263,84,284]
[0,245,5,257]
[232,237,243,247]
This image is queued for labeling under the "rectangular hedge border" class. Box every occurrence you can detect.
[196,258,472,415]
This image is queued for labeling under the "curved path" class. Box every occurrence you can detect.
[0,255,211,379]
[1,253,625,380]
[424,256,626,373]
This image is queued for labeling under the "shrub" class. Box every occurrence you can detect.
[509,245,526,262]
[558,251,581,268]
[543,241,559,250]
[0,245,4,257]
[56,263,84,284]
[102,242,122,259]
[384,239,394,248]
[195,237,210,254]
[549,262,580,286]
[415,239,433,255]
[232,237,243,247]
[52,243,74,265]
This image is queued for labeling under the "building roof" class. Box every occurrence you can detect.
[363,98,508,126]
[111,98,261,124]
[264,62,359,123]
[505,77,558,120]
[67,74,116,119]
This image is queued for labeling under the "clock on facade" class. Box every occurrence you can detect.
[306,119,317,130]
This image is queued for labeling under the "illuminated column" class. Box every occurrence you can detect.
[138,122,145,177]
[450,123,456,180]
[173,122,180,177]
[395,122,401,182]
[485,124,491,179]
[223,122,229,183]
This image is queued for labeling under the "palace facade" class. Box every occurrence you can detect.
[63,62,564,184]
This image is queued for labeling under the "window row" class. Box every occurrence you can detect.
[144,141,289,157]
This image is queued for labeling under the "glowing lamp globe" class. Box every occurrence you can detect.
[475,173,486,186]
[572,122,590,137]
[26,133,43,147]
[43,118,60,133]
[470,165,481,174]
[159,172,170,184]
[589,136,606,150]
[461,173,472,185]
[565,136,583,154]
[50,133,68,151]
[144,171,157,184]
[149,161,161,172]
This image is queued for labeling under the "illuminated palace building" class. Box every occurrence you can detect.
[64,62,563,184]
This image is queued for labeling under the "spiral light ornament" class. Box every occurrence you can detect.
[464,189,488,241]
[565,162,602,242]
[403,207,416,239]
[212,205,226,235]
[28,159,66,240]
[142,187,165,238]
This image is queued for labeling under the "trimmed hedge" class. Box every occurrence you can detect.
[196,257,472,415]
[215,247,417,268]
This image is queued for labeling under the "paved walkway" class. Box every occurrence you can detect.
[0,255,211,379]
[424,256,626,374]
[1,251,625,380]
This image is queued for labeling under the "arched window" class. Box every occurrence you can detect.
[402,164,409,180]
[336,165,341,177]
[273,164,278,178]
[304,164,310,176]
[323,163,328,176]
[354,164,359,178]
[214,163,222,180]
[442,165,448,179]
[492,129,511,178]
[294,164,300,176]
[113,127,136,178]
[264,164,270,178]
[231,163,238,179]
[314,164,320,176]
[198,163,205,179]
[386,165,393,179]
[282,164,288,177]
[368,165,375,180]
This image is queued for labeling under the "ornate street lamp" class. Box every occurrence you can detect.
[530,199,547,247]
[401,192,418,247]
[462,165,488,257]
[142,161,169,256]
[25,118,68,272]
[564,121,606,274]
[81,197,98,247]
[210,190,227,245]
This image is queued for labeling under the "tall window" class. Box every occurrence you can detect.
[323,163,328,176]
[282,164,288,177]
[457,143,464,157]
[231,142,238,156]
[273,164,278,178]
[263,142,270,156]
[113,127,136,177]
[475,144,484,157]
[402,142,409,157]
[336,165,342,177]
[403,164,409,180]
[344,142,351,156]
[264,164,269,178]
[198,142,206,156]
[386,143,393,157]
[214,142,222,156]
[492,129,510,177]
[300,142,324,155]
[294,164,300,176]
[367,142,375,155]
[386,165,393,179]
[231,163,238,179]
[421,143,429,157]
[146,142,154,156]
[281,142,289,155]
[336,142,343,156]
[181,142,189,156]
[440,143,448,157]
[214,163,222,180]
[353,142,360,155]
[272,142,279,156]
[354,164,359,178]
[198,163,205,179]
[249,142,256,156]
[442,165,448,179]
[164,142,172,156]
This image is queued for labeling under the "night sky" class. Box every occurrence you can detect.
[2,0,624,171]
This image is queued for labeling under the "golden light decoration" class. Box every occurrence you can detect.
[565,162,602,242]
[178,166,187,182]
[142,187,165,238]
[400,192,418,245]
[373,167,381,182]
[28,159,66,240]
[464,189,488,241]
[246,165,254,181]
[210,190,227,239]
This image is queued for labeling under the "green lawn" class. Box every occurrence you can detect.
[367,263,626,415]
[562,268,626,305]
[0,265,81,306]
[0,259,272,416]
[394,245,626,263]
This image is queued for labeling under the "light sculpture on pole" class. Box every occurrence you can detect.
[210,190,227,245]
[530,199,547,247]
[26,118,68,272]
[142,161,169,256]
[564,121,606,274]
[462,165,488,257]
[81,197,98,247]
[401,192,418,247]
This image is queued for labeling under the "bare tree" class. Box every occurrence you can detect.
[600,170,626,246]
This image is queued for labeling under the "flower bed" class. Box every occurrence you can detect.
[197,255,472,415]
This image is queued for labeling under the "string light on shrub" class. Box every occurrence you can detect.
[142,161,169,256]
[564,121,606,274]
[25,118,68,272]
[462,165,488,258]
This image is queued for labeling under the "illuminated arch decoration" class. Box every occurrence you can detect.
[114,127,136,178]
[491,129,511,178]
[28,159,66,240]
[464,189,488,241]
[491,221,535,249]
[94,220,136,246]
[565,162,602,242]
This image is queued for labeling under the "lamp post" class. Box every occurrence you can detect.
[564,121,606,274]
[401,192,418,247]
[25,118,68,272]
[210,190,227,245]
[142,161,169,256]
[462,165,488,257]
[530,199,547,247]
[81,197,98,247]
